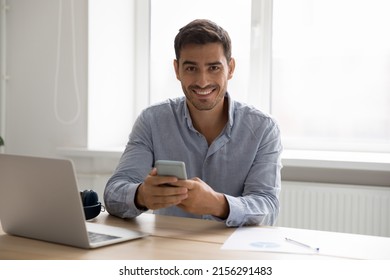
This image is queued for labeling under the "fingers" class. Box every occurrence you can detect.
[143,185,188,210]
[169,177,201,189]
[137,170,189,210]
[146,168,179,186]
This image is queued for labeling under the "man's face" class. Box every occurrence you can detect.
[174,43,235,112]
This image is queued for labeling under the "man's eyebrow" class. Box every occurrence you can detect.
[182,60,223,66]
[182,60,197,66]
[207,61,223,66]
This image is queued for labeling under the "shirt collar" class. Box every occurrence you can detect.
[183,92,234,135]
[226,92,234,129]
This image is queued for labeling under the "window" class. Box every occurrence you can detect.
[88,0,259,149]
[272,0,390,152]
[88,0,390,155]
[150,0,253,105]
[88,0,135,149]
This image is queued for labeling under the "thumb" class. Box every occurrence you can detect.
[149,167,158,176]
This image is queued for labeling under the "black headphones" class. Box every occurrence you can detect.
[80,190,103,220]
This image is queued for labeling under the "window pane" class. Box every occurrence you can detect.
[272,0,390,152]
[150,0,252,105]
[88,0,135,148]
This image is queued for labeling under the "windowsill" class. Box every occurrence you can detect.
[57,147,124,159]
[57,147,390,172]
[57,147,390,186]
[282,149,390,171]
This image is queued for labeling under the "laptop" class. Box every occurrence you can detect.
[0,153,147,249]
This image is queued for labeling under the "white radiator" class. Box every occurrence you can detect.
[276,181,390,237]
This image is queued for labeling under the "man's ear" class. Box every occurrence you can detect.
[173,59,180,80]
[228,57,236,80]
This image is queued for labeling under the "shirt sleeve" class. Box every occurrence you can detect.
[103,112,154,218]
[210,120,283,227]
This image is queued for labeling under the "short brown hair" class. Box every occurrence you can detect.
[174,19,232,62]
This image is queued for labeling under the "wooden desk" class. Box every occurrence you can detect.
[0,213,388,260]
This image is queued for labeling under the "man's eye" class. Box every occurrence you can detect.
[210,66,220,71]
[186,66,196,72]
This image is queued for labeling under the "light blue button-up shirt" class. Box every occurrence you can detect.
[104,94,282,227]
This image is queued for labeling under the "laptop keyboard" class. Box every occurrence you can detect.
[88,231,121,243]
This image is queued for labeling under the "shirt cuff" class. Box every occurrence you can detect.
[124,183,149,216]
[206,195,244,227]
[223,195,246,227]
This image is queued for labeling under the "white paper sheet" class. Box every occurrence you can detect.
[221,226,390,259]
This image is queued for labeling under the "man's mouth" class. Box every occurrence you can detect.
[192,87,216,96]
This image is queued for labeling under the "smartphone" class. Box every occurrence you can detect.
[155,160,187,180]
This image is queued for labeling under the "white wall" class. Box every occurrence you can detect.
[3,0,88,157]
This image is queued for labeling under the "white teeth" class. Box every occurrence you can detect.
[195,90,213,95]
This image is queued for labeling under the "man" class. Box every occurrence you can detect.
[104,19,282,227]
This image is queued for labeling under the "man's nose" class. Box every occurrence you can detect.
[195,70,210,87]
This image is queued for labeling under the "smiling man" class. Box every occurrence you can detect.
[104,19,283,227]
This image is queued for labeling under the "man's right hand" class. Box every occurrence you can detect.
[135,168,189,210]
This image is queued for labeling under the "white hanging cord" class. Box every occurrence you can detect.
[54,0,81,125]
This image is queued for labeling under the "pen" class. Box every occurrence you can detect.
[285,237,320,252]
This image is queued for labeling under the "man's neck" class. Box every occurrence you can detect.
[187,97,229,145]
